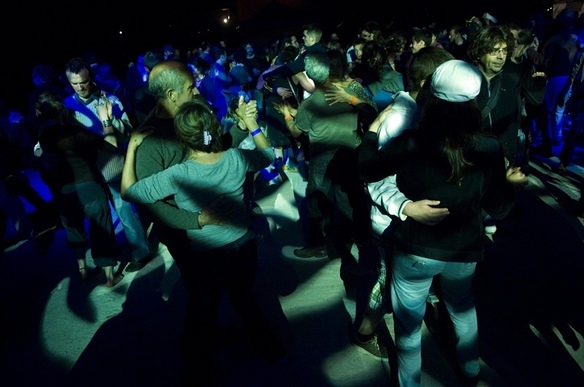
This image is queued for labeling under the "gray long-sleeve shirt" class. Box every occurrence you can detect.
[126,147,274,250]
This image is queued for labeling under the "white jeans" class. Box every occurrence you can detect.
[391,248,480,387]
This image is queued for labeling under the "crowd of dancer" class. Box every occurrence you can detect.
[2,7,584,386]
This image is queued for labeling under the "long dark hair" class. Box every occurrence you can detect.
[418,96,482,184]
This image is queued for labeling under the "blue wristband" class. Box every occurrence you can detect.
[250,128,262,136]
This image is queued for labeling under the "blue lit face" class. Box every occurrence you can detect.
[66,69,94,99]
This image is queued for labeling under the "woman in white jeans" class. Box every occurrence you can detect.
[358,60,527,386]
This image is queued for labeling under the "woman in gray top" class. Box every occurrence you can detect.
[121,97,287,383]
[122,97,273,248]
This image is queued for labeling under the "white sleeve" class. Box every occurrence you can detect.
[367,175,411,221]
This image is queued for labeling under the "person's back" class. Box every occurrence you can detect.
[130,145,270,248]
[358,60,525,386]
[297,93,361,154]
[290,51,375,263]
[350,47,456,362]
[34,89,123,286]
[360,41,405,111]
[392,128,510,255]
[123,97,285,384]
[359,60,518,259]
[36,102,103,189]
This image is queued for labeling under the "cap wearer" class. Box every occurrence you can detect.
[430,60,482,102]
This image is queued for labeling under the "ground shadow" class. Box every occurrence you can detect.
[475,187,584,386]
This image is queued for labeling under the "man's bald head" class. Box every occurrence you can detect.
[148,61,193,101]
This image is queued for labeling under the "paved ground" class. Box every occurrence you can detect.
[1,146,584,387]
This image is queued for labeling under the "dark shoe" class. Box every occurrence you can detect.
[351,330,388,360]
[125,254,154,273]
[125,260,145,273]
[253,335,289,364]
[293,246,327,258]
[460,373,479,387]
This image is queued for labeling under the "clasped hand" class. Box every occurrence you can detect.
[95,92,113,120]
[198,195,239,227]
[324,85,350,105]
[129,126,154,148]
[235,97,259,130]
[506,166,528,185]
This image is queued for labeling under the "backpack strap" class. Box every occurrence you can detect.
[481,75,502,121]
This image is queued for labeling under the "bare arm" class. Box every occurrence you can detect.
[273,99,304,138]
[121,127,153,198]
[95,96,118,147]
[402,200,450,226]
[236,97,270,149]
[292,71,316,94]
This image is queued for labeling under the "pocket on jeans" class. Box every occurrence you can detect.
[395,251,424,270]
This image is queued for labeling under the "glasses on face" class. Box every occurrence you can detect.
[488,47,508,56]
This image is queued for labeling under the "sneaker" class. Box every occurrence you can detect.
[293,246,327,258]
[351,331,388,360]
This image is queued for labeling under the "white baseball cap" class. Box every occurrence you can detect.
[430,60,482,102]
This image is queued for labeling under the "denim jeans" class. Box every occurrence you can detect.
[108,180,150,261]
[540,75,570,148]
[391,248,479,387]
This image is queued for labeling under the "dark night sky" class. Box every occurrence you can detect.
[1,0,552,111]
